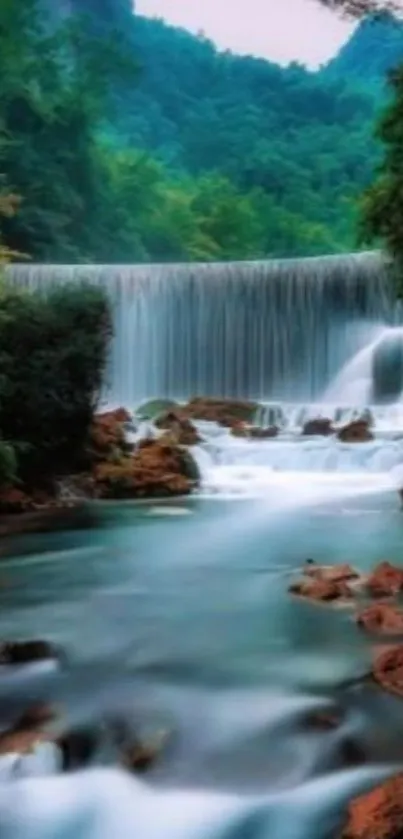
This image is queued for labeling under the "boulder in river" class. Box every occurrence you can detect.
[340,772,403,839]
[288,578,353,603]
[367,562,403,598]
[181,397,258,428]
[337,420,374,443]
[0,639,60,666]
[92,439,200,499]
[303,563,359,583]
[155,411,201,446]
[373,645,403,698]
[230,423,279,439]
[302,418,334,436]
[357,603,403,636]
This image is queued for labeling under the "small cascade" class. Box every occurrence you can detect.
[7,252,394,405]
[324,326,403,405]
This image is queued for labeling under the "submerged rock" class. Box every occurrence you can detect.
[303,563,359,583]
[155,411,201,446]
[302,418,334,436]
[337,420,374,443]
[373,646,403,698]
[357,604,403,636]
[122,729,171,774]
[0,703,61,779]
[230,423,278,439]
[367,562,403,598]
[340,773,403,839]
[0,639,60,666]
[181,397,258,428]
[288,578,353,603]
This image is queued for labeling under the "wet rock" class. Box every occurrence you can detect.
[340,772,403,839]
[58,727,99,770]
[367,562,403,598]
[357,604,403,636]
[303,708,343,731]
[303,563,359,584]
[288,578,353,603]
[92,439,200,499]
[0,703,56,757]
[337,420,374,444]
[121,729,171,774]
[155,411,201,446]
[182,397,258,428]
[231,423,279,439]
[373,645,403,698]
[0,640,60,666]
[302,418,334,436]
[136,399,179,421]
[89,408,132,462]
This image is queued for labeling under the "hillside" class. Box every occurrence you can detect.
[2,1,402,263]
[325,13,403,86]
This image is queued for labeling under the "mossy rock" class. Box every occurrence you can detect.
[135,399,179,421]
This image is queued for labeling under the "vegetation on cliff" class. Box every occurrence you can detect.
[2,0,403,262]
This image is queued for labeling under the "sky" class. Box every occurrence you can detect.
[135,0,355,68]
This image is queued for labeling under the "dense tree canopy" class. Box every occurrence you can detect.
[0,0,402,262]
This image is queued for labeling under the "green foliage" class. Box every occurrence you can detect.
[0,282,112,484]
[360,65,403,295]
[0,440,17,489]
[1,0,402,263]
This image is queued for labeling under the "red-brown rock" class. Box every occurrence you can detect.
[288,578,353,602]
[367,562,403,598]
[92,439,199,500]
[304,563,359,583]
[357,604,403,636]
[89,408,131,461]
[337,420,374,443]
[340,773,403,839]
[302,418,334,436]
[155,411,201,446]
[373,645,403,698]
[182,397,258,428]
[0,703,56,757]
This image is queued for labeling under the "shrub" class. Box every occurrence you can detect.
[0,281,112,484]
[0,440,17,488]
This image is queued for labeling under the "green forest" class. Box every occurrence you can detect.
[1,0,403,264]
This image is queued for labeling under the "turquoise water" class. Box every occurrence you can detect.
[1,489,403,838]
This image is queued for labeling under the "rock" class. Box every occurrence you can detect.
[303,563,359,583]
[155,411,201,446]
[0,640,60,666]
[373,646,403,698]
[89,408,132,462]
[372,330,403,404]
[92,439,200,500]
[339,773,403,839]
[181,397,258,428]
[231,423,278,439]
[58,727,99,770]
[303,708,343,731]
[121,729,171,774]
[288,578,353,603]
[302,418,334,436]
[337,420,374,443]
[0,703,56,757]
[357,604,403,636]
[367,562,403,598]
[136,399,179,421]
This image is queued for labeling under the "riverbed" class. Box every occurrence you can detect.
[1,461,403,839]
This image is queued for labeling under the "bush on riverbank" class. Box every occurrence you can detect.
[0,281,112,488]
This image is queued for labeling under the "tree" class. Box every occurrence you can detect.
[360,65,403,294]
[316,0,403,18]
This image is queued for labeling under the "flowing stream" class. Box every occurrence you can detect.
[3,254,403,839]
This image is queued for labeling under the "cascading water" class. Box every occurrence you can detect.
[7,251,395,405]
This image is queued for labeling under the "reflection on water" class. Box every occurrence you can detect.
[0,490,403,839]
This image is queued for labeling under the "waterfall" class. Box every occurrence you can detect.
[6,252,395,406]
